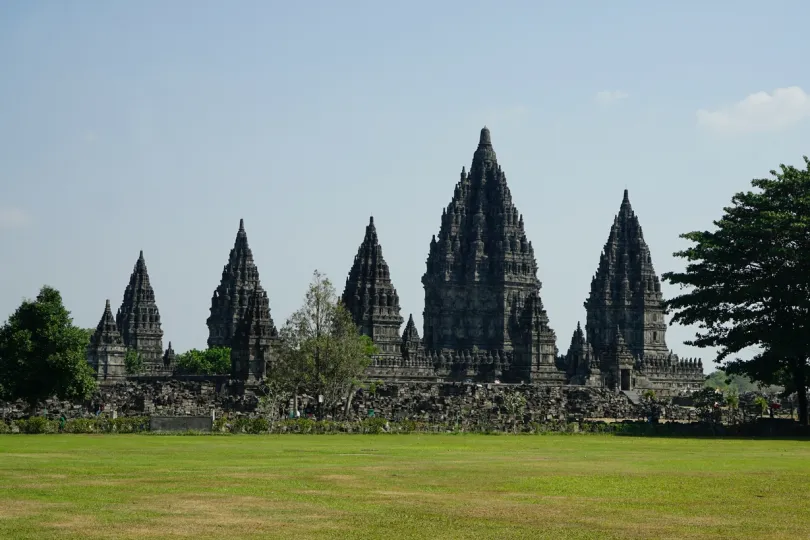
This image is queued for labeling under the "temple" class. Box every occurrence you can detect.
[86,127,703,396]
[339,127,702,394]
[115,251,169,374]
[207,219,263,348]
[340,217,404,358]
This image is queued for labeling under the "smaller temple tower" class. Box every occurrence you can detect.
[341,216,404,358]
[230,285,278,383]
[87,299,127,383]
[584,190,669,361]
[207,219,263,348]
[511,291,564,383]
[116,251,164,370]
[162,342,176,373]
[564,322,598,385]
[400,314,422,365]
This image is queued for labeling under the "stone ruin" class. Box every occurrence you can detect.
[86,127,704,398]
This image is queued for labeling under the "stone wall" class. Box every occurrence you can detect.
[0,381,699,425]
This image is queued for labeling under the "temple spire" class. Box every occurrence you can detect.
[207,218,264,348]
[423,126,544,356]
[341,216,403,357]
[116,251,163,369]
[478,126,492,147]
[231,284,278,382]
[584,189,668,361]
[87,299,126,382]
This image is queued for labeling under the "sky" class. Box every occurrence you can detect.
[2,1,810,371]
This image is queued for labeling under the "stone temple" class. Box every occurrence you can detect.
[87,127,703,395]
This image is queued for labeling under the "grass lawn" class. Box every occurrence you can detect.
[0,435,808,539]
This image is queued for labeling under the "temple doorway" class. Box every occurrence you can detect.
[620,369,631,391]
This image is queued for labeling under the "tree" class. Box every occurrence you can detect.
[662,157,810,425]
[704,370,760,393]
[124,349,144,375]
[0,286,97,408]
[175,347,231,375]
[273,270,376,417]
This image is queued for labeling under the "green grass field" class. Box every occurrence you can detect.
[0,435,808,539]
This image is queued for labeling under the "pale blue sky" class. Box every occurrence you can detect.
[2,2,810,369]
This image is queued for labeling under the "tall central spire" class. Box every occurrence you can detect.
[422,127,546,354]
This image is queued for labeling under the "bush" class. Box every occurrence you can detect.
[360,417,388,434]
[64,418,98,433]
[15,417,57,434]
[227,416,270,434]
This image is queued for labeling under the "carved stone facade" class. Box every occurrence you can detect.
[207,219,262,348]
[230,285,278,383]
[84,127,702,396]
[341,217,404,358]
[116,251,164,372]
[566,190,704,393]
[345,127,702,394]
[87,299,127,383]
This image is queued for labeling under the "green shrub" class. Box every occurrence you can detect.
[361,417,388,434]
[0,420,10,434]
[64,418,97,433]
[15,417,57,434]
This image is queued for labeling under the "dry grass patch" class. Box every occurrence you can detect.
[0,500,65,519]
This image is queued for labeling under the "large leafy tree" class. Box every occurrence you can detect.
[175,347,231,375]
[0,286,97,408]
[662,157,810,425]
[271,270,376,416]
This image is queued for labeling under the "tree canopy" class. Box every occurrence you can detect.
[270,270,376,416]
[175,347,231,375]
[124,349,144,375]
[662,157,810,425]
[0,286,97,408]
[704,370,770,394]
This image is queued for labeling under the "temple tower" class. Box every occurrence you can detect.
[207,219,263,348]
[584,190,669,361]
[162,342,176,373]
[87,299,127,382]
[341,216,404,357]
[230,285,278,382]
[512,291,562,383]
[400,314,422,364]
[422,127,545,354]
[116,251,164,368]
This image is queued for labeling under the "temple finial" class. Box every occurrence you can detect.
[479,126,492,147]
[239,218,245,232]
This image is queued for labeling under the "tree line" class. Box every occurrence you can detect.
[1,156,810,425]
[0,270,375,415]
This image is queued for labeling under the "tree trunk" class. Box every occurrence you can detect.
[343,385,357,420]
[293,387,299,418]
[794,362,808,426]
